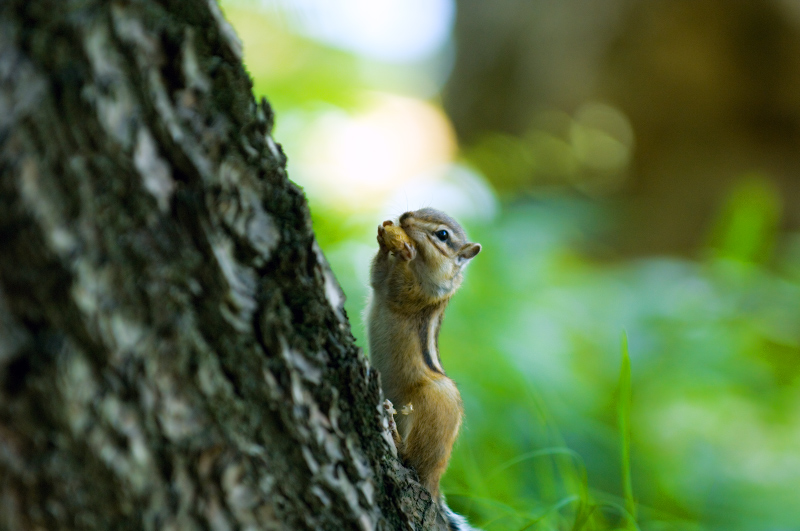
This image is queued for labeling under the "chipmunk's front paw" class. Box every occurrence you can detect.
[377,223,390,252]
[378,220,416,261]
[398,242,416,261]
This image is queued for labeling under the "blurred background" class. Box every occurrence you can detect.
[220,1,800,529]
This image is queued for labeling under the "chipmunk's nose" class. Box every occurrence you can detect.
[399,212,413,224]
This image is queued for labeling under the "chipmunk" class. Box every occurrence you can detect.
[367,208,481,531]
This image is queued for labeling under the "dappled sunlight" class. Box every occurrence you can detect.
[279,0,455,63]
[294,93,457,209]
[467,103,635,194]
[221,1,800,529]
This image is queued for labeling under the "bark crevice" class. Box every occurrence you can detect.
[1,1,446,529]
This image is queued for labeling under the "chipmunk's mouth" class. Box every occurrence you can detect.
[402,226,423,244]
[399,221,425,247]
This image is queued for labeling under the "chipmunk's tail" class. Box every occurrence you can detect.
[439,495,480,531]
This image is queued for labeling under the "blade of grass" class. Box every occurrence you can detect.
[521,382,583,501]
[571,502,600,531]
[618,331,636,526]
[515,495,581,531]
[488,447,586,478]
[445,492,551,527]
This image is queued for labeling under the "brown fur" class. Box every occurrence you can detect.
[367,209,481,498]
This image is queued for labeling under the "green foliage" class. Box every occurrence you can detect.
[220,3,363,114]
[220,3,800,529]
[707,176,782,264]
[318,199,800,531]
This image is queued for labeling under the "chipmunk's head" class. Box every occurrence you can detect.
[399,208,481,299]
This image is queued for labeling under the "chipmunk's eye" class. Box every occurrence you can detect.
[434,230,449,242]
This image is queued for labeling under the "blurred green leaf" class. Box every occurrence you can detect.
[618,331,636,528]
[708,175,782,264]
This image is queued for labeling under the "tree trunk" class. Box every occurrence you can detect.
[0,1,440,529]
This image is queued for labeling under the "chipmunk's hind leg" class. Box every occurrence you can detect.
[401,381,463,498]
[382,399,404,453]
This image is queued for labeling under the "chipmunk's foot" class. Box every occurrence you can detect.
[383,399,398,431]
[382,399,402,451]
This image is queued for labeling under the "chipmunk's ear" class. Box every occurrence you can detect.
[457,243,481,264]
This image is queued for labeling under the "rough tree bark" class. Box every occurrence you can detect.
[0,1,443,529]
